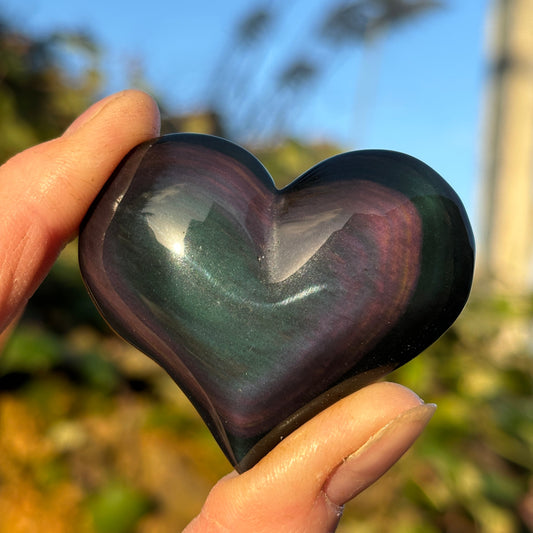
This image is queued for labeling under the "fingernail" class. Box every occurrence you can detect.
[324,403,436,506]
[63,92,125,136]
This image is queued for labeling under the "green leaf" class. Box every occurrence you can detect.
[87,481,154,533]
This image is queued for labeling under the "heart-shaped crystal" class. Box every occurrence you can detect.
[79,134,474,472]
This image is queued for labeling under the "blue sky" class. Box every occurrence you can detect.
[2,0,490,230]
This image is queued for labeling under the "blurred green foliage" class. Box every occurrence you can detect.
[0,12,531,533]
[87,481,154,533]
[0,17,100,163]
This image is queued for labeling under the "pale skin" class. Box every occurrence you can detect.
[0,90,436,532]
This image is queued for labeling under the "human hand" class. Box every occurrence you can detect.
[0,90,435,532]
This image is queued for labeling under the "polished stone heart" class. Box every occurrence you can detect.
[79,133,474,472]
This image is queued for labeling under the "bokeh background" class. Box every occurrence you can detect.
[0,1,531,532]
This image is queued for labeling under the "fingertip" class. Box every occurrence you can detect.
[38,89,161,238]
[102,89,161,139]
[323,402,436,506]
[63,90,161,139]
[62,89,161,142]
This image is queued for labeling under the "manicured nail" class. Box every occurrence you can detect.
[63,92,126,136]
[324,403,436,506]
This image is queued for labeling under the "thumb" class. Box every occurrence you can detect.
[184,382,435,533]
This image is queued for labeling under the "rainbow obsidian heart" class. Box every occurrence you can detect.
[78,133,474,472]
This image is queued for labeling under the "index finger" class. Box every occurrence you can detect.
[0,90,160,331]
